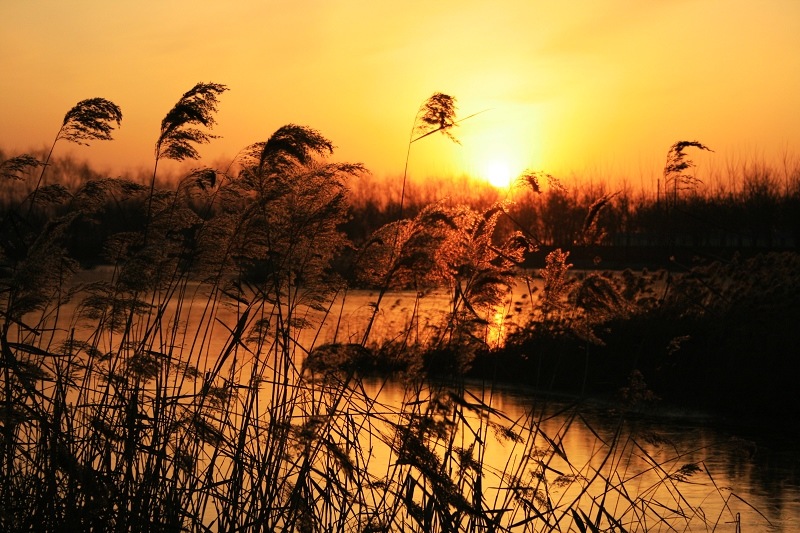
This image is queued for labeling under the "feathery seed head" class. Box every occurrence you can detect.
[0,154,43,181]
[413,92,460,144]
[58,98,122,145]
[663,140,713,192]
[247,124,335,173]
[156,82,228,161]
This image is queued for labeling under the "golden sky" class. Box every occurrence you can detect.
[1,0,799,188]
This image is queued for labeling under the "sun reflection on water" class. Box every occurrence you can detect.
[486,308,508,348]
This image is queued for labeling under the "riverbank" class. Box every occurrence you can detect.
[341,251,800,434]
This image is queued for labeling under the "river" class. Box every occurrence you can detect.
[352,377,800,531]
[16,268,800,530]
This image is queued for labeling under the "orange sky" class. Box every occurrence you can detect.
[1,1,799,189]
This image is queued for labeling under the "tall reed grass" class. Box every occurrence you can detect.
[0,87,763,531]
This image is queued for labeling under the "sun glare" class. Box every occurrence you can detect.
[484,160,514,188]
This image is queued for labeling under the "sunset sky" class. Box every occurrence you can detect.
[1,1,799,189]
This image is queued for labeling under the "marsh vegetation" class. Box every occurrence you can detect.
[1,85,797,531]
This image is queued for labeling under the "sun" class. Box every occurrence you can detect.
[483,160,514,189]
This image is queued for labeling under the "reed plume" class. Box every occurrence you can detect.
[398,93,463,220]
[27,98,121,213]
[0,155,43,182]
[412,92,460,144]
[58,98,123,145]
[145,82,227,243]
[249,123,334,172]
[662,140,712,206]
[155,82,228,162]
[361,93,466,347]
[579,191,619,246]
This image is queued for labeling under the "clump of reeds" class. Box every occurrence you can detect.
[0,87,763,532]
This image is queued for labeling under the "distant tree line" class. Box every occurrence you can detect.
[3,146,799,269]
[345,164,800,269]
